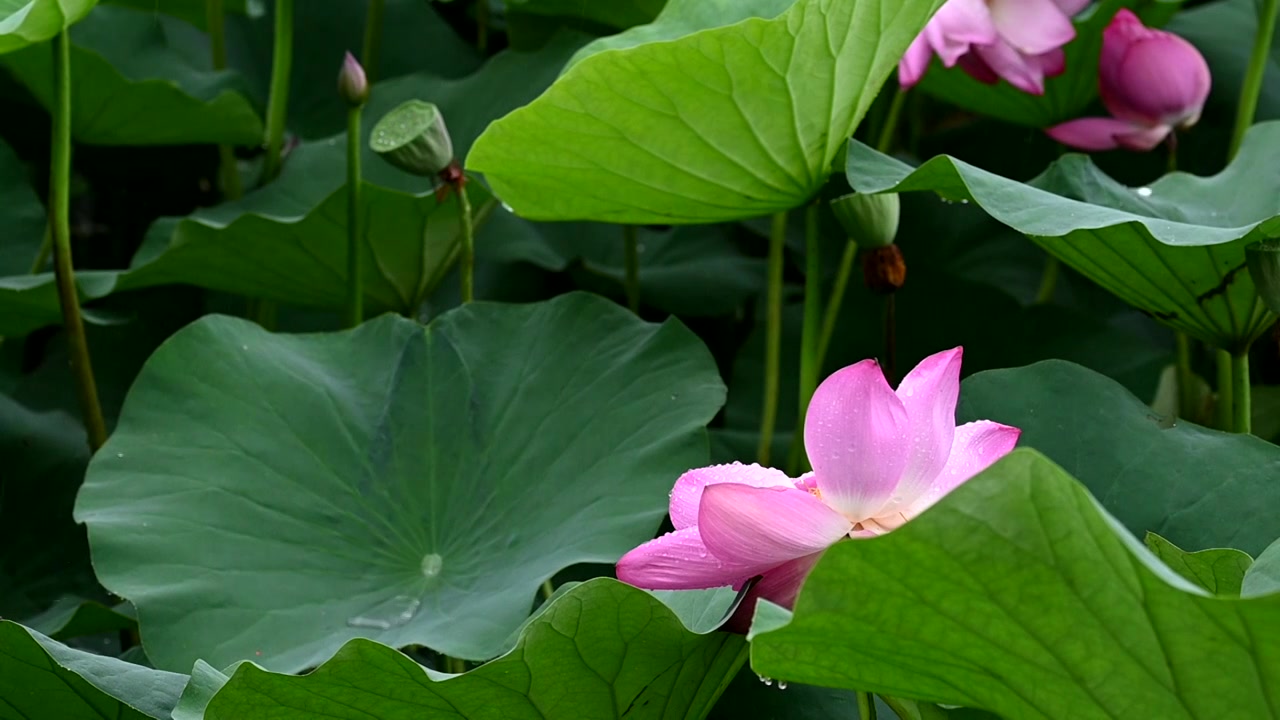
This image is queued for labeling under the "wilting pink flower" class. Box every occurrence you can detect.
[899,0,1090,95]
[616,348,1020,629]
[1047,9,1210,151]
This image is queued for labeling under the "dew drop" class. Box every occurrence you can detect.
[116,452,125,458]
[421,553,444,579]
[777,681,788,690]
[758,675,773,686]
[501,201,515,213]
[1136,186,1153,197]
[347,595,421,630]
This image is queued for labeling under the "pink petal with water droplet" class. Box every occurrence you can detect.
[699,484,850,577]
[616,527,754,590]
[668,463,793,530]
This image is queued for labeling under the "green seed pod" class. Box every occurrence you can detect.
[369,100,455,177]
[1246,239,1280,316]
[831,192,900,249]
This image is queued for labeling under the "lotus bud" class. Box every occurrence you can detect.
[831,192,900,249]
[337,51,369,108]
[1246,240,1280,317]
[369,100,455,178]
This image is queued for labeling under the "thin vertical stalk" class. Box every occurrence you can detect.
[50,29,106,452]
[623,225,640,313]
[857,691,877,720]
[875,88,907,155]
[1217,348,1234,431]
[30,223,52,274]
[1176,332,1195,419]
[261,0,294,183]
[361,0,386,81]
[757,211,787,466]
[540,580,554,601]
[207,0,241,199]
[345,107,363,328]
[1228,0,1279,161]
[1233,349,1252,434]
[1034,256,1059,304]
[788,203,823,474]
[457,181,475,304]
[476,0,490,54]
[883,294,898,385]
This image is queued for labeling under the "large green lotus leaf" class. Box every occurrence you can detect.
[1245,539,1280,598]
[103,0,253,30]
[1143,532,1253,596]
[916,0,1180,128]
[1169,0,1280,122]
[956,361,1280,556]
[750,449,1280,718]
[191,579,744,720]
[0,398,100,621]
[566,0,792,63]
[845,122,1280,351]
[0,136,45,277]
[226,0,480,139]
[22,595,137,641]
[75,293,726,672]
[0,5,262,145]
[467,0,946,223]
[503,0,665,30]
[0,0,95,54]
[0,620,188,719]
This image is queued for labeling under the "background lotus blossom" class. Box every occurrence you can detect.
[1047,9,1211,151]
[616,348,1021,629]
[899,0,1090,95]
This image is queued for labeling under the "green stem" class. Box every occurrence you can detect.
[541,579,554,601]
[788,202,822,474]
[857,691,877,720]
[1034,255,1059,305]
[875,88,907,154]
[1228,0,1279,161]
[815,240,856,372]
[476,0,490,53]
[1217,348,1234,431]
[1233,349,1252,434]
[757,211,787,466]
[207,0,241,199]
[457,181,474,304]
[345,108,363,328]
[361,0,386,82]
[30,223,52,274]
[261,0,294,183]
[1176,332,1196,420]
[446,656,466,674]
[884,293,897,385]
[623,225,640,314]
[49,29,106,452]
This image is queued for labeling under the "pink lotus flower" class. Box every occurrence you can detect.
[616,348,1020,629]
[899,0,1090,95]
[1046,9,1211,151]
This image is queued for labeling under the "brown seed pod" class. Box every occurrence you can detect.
[862,244,906,294]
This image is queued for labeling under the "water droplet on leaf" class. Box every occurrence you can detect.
[347,595,421,630]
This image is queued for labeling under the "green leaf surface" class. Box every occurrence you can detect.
[1144,532,1253,596]
[566,0,792,64]
[1245,539,1280,598]
[0,398,99,621]
[75,293,726,673]
[0,620,188,719]
[750,449,1280,719]
[102,0,254,30]
[468,0,945,223]
[1,5,263,145]
[957,360,1280,556]
[916,0,1180,127]
[844,122,1280,350]
[503,0,664,30]
[0,136,45,277]
[22,595,137,640]
[0,0,95,54]
[201,579,746,720]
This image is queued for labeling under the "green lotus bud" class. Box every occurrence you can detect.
[369,100,455,177]
[337,51,369,107]
[831,192,900,249]
[1246,239,1280,316]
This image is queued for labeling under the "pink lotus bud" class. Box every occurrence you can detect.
[1046,10,1211,152]
[1098,9,1210,130]
[338,51,369,108]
